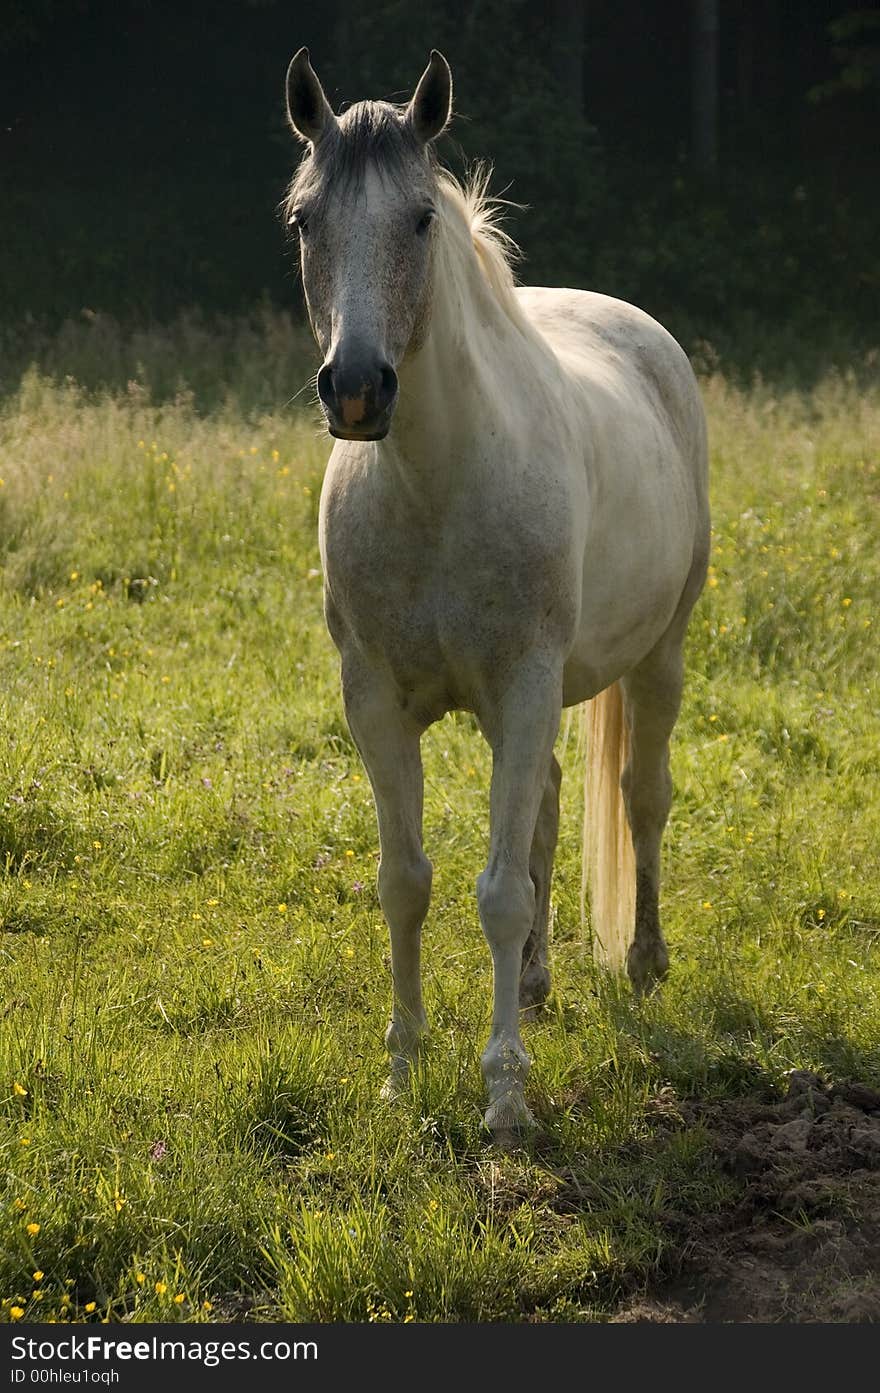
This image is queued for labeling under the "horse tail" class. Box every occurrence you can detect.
[582,681,636,970]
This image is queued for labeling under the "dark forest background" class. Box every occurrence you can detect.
[1,0,878,372]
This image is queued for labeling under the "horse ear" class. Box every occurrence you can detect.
[286,47,335,144]
[407,50,452,145]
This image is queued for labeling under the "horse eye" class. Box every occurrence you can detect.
[291,210,309,236]
[415,208,435,236]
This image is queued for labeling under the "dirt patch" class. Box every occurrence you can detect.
[614,1071,880,1322]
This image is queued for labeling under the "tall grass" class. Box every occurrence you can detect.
[0,306,317,417]
[0,324,878,1323]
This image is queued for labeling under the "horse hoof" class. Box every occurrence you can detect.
[380,1059,413,1101]
[626,941,669,997]
[487,1126,531,1152]
[483,1092,536,1136]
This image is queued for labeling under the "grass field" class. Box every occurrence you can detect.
[1,319,879,1323]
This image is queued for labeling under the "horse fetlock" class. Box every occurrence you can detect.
[381,1016,427,1102]
[384,1012,428,1062]
[519,960,551,1016]
[626,935,669,996]
[481,1031,530,1091]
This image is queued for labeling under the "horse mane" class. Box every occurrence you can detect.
[436,166,534,336]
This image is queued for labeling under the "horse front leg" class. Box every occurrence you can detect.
[477,658,562,1135]
[342,668,431,1096]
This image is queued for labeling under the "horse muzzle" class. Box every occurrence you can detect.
[317,355,399,441]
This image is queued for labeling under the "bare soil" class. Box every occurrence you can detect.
[614,1071,880,1323]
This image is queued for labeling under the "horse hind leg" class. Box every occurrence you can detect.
[519,754,561,1018]
[620,643,684,995]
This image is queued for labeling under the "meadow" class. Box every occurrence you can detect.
[1,313,878,1323]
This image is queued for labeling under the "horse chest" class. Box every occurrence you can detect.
[323,510,564,712]
[343,558,444,667]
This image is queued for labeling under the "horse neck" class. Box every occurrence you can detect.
[389,195,548,477]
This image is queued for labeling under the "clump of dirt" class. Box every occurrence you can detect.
[615,1071,880,1322]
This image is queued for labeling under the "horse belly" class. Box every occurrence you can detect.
[563,488,699,703]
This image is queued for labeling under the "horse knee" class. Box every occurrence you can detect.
[477,866,534,948]
[378,853,432,928]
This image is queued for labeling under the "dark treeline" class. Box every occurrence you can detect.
[1,0,878,368]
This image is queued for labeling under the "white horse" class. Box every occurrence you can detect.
[284,49,710,1136]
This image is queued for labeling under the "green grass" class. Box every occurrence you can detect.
[0,337,879,1324]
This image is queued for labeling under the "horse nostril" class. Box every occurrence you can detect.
[316,363,335,408]
[379,364,398,405]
